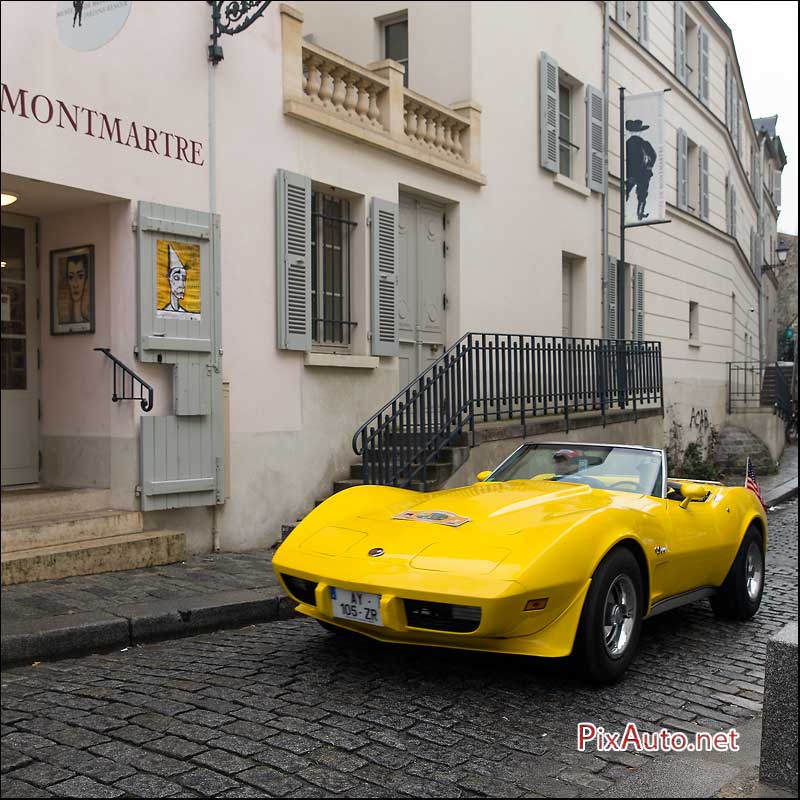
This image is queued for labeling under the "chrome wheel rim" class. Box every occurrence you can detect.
[603,574,637,659]
[745,541,763,601]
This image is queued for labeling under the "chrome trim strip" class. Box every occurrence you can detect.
[647,586,716,618]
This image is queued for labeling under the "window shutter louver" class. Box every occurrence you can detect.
[638,1,649,45]
[370,197,399,357]
[724,58,731,130]
[675,3,687,84]
[735,94,742,153]
[750,229,757,269]
[586,85,606,193]
[773,170,781,206]
[539,52,559,173]
[699,27,710,105]
[616,1,626,27]
[699,146,709,221]
[725,173,731,234]
[731,183,737,239]
[276,169,312,351]
[606,256,618,340]
[677,128,688,210]
[634,268,645,342]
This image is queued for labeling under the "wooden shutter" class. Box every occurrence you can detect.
[638,1,649,45]
[699,27,710,105]
[585,85,606,193]
[606,256,618,340]
[616,0,626,27]
[371,197,399,357]
[136,202,224,511]
[699,146,709,221]
[724,58,731,130]
[675,2,687,84]
[773,170,781,206]
[276,169,311,351]
[634,268,645,342]
[677,128,688,210]
[539,52,559,173]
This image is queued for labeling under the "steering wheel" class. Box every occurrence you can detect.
[568,475,607,489]
[606,480,640,492]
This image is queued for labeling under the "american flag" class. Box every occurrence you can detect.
[745,457,766,509]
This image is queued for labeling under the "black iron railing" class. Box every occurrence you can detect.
[727,360,795,422]
[353,333,663,488]
[94,348,154,412]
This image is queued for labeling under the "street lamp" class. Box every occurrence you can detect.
[761,241,790,275]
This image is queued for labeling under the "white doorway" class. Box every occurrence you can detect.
[397,195,447,388]
[1,214,39,486]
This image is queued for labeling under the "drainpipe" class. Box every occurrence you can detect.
[209,57,222,554]
[601,1,610,338]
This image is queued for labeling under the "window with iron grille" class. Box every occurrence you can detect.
[311,191,355,348]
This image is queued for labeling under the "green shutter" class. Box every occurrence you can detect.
[276,169,312,351]
[371,198,399,357]
[539,52,559,173]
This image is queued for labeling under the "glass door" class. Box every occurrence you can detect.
[1,215,39,485]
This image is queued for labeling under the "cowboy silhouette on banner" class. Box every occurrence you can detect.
[624,91,665,226]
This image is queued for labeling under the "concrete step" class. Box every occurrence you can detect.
[1,488,111,525]
[1,510,143,554]
[1,530,186,586]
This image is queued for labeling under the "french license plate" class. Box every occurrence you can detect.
[330,587,383,626]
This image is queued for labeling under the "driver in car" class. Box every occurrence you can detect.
[553,448,582,476]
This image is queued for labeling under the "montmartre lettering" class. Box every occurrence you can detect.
[1,83,205,167]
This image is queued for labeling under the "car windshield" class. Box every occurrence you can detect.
[487,443,664,498]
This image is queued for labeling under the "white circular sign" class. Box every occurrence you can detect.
[56,1,132,52]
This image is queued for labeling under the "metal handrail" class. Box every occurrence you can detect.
[353,333,664,489]
[94,348,154,412]
[727,360,795,423]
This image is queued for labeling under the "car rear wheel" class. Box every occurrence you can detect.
[573,547,643,684]
[710,525,764,620]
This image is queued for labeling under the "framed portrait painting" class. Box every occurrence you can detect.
[50,244,95,335]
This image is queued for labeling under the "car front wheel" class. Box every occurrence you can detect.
[573,547,643,684]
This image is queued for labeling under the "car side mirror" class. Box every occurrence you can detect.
[679,483,708,509]
[476,470,492,482]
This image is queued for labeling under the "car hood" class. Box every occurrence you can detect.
[298,480,621,576]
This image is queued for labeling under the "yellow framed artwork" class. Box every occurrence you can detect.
[156,239,201,321]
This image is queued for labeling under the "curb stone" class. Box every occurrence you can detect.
[1,588,295,668]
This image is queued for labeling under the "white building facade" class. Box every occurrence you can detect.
[0,1,785,577]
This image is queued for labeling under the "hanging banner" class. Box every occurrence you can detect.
[624,91,665,226]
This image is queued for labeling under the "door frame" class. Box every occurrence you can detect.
[1,211,40,486]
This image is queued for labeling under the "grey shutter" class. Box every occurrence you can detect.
[750,229,756,268]
[730,183,737,239]
[675,2,687,84]
[724,57,731,129]
[699,146,709,221]
[750,146,756,193]
[734,94,742,153]
[606,256,618,340]
[634,268,645,342]
[276,169,312,351]
[725,173,731,234]
[371,197,399,357]
[539,51,559,173]
[616,0,626,27]
[136,202,224,511]
[698,27,710,105]
[586,85,606,193]
[677,128,688,210]
[773,170,781,206]
[638,1,649,45]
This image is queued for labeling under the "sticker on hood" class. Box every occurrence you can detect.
[392,510,471,527]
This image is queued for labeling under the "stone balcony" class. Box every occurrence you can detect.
[280,4,485,185]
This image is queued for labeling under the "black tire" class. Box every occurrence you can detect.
[710,525,764,620]
[573,547,643,684]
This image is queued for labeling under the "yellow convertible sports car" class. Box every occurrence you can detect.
[273,442,767,683]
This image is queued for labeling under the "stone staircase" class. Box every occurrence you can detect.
[760,363,794,406]
[1,487,185,586]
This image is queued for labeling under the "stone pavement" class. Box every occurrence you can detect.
[0,499,796,798]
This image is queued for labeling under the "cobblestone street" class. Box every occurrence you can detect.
[1,501,797,798]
